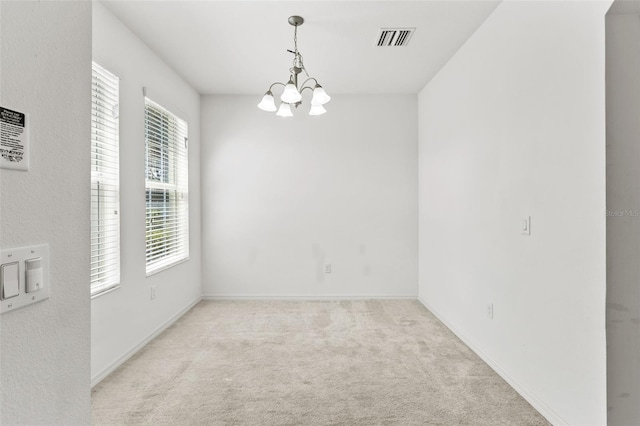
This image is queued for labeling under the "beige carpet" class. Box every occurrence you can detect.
[92,300,550,425]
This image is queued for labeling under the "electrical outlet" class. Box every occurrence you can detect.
[487,303,493,319]
[324,264,332,274]
[150,285,157,300]
[522,216,531,235]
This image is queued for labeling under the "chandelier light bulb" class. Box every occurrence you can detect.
[257,91,277,112]
[276,102,294,117]
[309,104,327,116]
[311,85,331,106]
[281,79,302,104]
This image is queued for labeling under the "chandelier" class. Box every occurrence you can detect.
[257,16,331,117]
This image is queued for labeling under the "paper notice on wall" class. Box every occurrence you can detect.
[0,106,29,171]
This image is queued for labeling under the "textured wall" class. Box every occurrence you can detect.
[201,95,418,298]
[0,1,92,424]
[91,3,202,384]
[418,1,610,424]
[606,11,640,426]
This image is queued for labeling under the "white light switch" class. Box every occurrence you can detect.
[1,262,20,299]
[1,244,49,314]
[25,258,43,292]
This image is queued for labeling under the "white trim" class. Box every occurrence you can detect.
[201,294,417,301]
[90,284,121,300]
[417,297,566,426]
[145,256,189,277]
[142,86,190,125]
[91,296,201,388]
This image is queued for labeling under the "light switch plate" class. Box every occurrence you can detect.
[1,244,49,314]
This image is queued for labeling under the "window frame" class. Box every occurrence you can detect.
[90,61,121,297]
[144,97,189,276]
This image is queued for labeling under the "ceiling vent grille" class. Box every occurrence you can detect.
[376,28,415,47]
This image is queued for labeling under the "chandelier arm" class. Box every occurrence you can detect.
[268,82,286,92]
[299,86,315,94]
[299,77,318,89]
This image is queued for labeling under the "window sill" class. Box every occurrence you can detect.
[146,256,189,277]
[91,284,121,300]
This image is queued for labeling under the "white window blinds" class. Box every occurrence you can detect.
[144,98,189,275]
[91,62,120,296]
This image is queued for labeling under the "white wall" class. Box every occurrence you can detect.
[606,10,640,426]
[418,1,610,424]
[0,1,91,424]
[201,95,417,298]
[91,3,202,384]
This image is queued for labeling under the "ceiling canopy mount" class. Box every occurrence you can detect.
[288,15,304,27]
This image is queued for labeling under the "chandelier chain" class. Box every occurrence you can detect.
[292,24,308,77]
[293,25,302,71]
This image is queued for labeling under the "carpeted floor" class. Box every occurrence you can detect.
[92,300,550,425]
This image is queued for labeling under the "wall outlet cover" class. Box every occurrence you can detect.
[487,303,494,319]
[521,216,531,235]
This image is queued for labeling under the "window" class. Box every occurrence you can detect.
[91,62,120,296]
[144,98,189,275]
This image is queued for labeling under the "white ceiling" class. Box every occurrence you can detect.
[101,1,501,95]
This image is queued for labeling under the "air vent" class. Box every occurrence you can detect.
[376,28,415,47]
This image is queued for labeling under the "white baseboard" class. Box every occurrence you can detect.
[417,297,566,426]
[202,294,417,301]
[91,296,202,388]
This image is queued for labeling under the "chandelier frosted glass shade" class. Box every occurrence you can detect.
[258,16,329,117]
[276,102,294,117]
[281,80,302,104]
[257,92,277,112]
[311,85,331,106]
[309,104,327,116]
